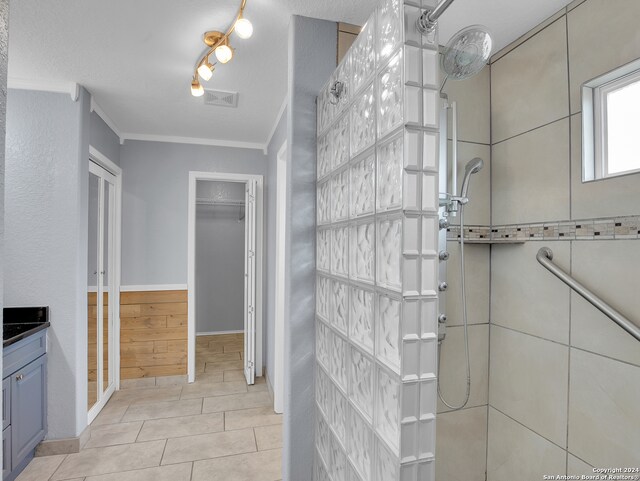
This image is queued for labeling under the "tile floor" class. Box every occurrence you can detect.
[17,333,283,481]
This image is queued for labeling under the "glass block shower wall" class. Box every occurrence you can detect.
[314,1,441,480]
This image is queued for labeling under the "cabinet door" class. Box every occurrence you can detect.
[2,426,10,479]
[11,355,47,468]
[2,378,9,431]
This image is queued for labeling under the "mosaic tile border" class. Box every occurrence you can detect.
[446,215,640,242]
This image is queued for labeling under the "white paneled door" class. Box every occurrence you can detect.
[88,161,117,423]
[243,179,258,385]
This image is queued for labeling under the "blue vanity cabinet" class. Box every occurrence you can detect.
[10,354,47,468]
[2,329,48,481]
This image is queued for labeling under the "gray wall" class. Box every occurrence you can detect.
[0,0,8,471]
[5,88,91,439]
[89,111,120,166]
[195,181,245,334]
[265,111,287,385]
[283,15,336,481]
[119,140,267,286]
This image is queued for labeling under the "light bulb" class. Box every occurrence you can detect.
[197,61,214,81]
[215,44,233,64]
[191,79,204,97]
[234,18,253,39]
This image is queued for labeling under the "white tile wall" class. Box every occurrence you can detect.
[315,1,440,479]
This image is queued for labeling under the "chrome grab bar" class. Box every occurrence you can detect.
[536,247,640,342]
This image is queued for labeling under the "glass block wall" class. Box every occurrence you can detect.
[314,1,441,480]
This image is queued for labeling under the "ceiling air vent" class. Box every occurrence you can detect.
[203,89,239,108]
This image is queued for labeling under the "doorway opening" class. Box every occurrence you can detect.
[87,147,122,424]
[187,172,264,385]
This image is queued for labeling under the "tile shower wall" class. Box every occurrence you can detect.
[314,1,441,479]
[436,64,491,481]
[488,0,640,479]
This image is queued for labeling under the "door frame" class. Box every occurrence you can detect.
[87,146,122,424]
[273,141,287,413]
[187,172,264,383]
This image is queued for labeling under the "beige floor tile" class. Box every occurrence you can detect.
[110,387,182,406]
[83,463,192,481]
[254,425,283,451]
[180,381,247,400]
[161,429,256,465]
[202,391,272,414]
[205,360,244,372]
[51,440,165,480]
[192,449,282,481]
[247,383,268,393]
[224,407,282,431]
[120,378,157,390]
[85,422,143,448]
[137,413,224,441]
[223,370,245,382]
[91,404,128,426]
[122,398,202,422]
[197,352,241,363]
[194,371,224,384]
[15,454,66,481]
[154,375,188,387]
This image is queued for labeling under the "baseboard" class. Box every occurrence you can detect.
[197,330,243,336]
[36,425,90,457]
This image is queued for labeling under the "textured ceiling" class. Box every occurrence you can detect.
[8,0,573,148]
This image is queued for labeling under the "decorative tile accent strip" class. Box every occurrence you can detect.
[446,216,640,242]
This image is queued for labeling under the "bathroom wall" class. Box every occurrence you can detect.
[119,140,266,286]
[0,0,8,470]
[89,110,120,166]
[285,15,337,481]
[487,0,640,478]
[314,0,441,479]
[436,64,491,481]
[195,181,245,334]
[5,88,92,439]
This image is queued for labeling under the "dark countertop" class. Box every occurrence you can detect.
[3,322,50,348]
[3,307,50,348]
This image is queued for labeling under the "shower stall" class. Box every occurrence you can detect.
[314,0,640,480]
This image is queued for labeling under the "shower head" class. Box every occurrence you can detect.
[442,25,493,81]
[460,157,484,199]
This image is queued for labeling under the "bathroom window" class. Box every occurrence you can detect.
[582,59,640,181]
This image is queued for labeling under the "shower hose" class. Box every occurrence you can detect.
[437,204,471,411]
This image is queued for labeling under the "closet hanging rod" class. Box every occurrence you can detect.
[196,198,245,206]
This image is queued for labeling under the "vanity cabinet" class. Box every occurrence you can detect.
[2,329,48,481]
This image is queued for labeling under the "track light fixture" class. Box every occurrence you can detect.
[191,0,253,96]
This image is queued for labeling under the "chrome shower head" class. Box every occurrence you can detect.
[442,25,493,81]
[460,157,484,199]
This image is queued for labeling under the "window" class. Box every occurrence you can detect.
[582,59,640,181]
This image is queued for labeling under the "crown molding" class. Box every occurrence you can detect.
[90,97,125,144]
[7,78,80,101]
[264,95,288,155]
[121,132,267,152]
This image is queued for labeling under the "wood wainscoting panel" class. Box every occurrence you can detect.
[120,290,188,379]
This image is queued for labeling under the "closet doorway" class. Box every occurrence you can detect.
[87,148,122,424]
[187,173,264,385]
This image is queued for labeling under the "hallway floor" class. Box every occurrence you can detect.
[17,333,282,481]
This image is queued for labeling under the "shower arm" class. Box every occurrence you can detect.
[417,0,456,33]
